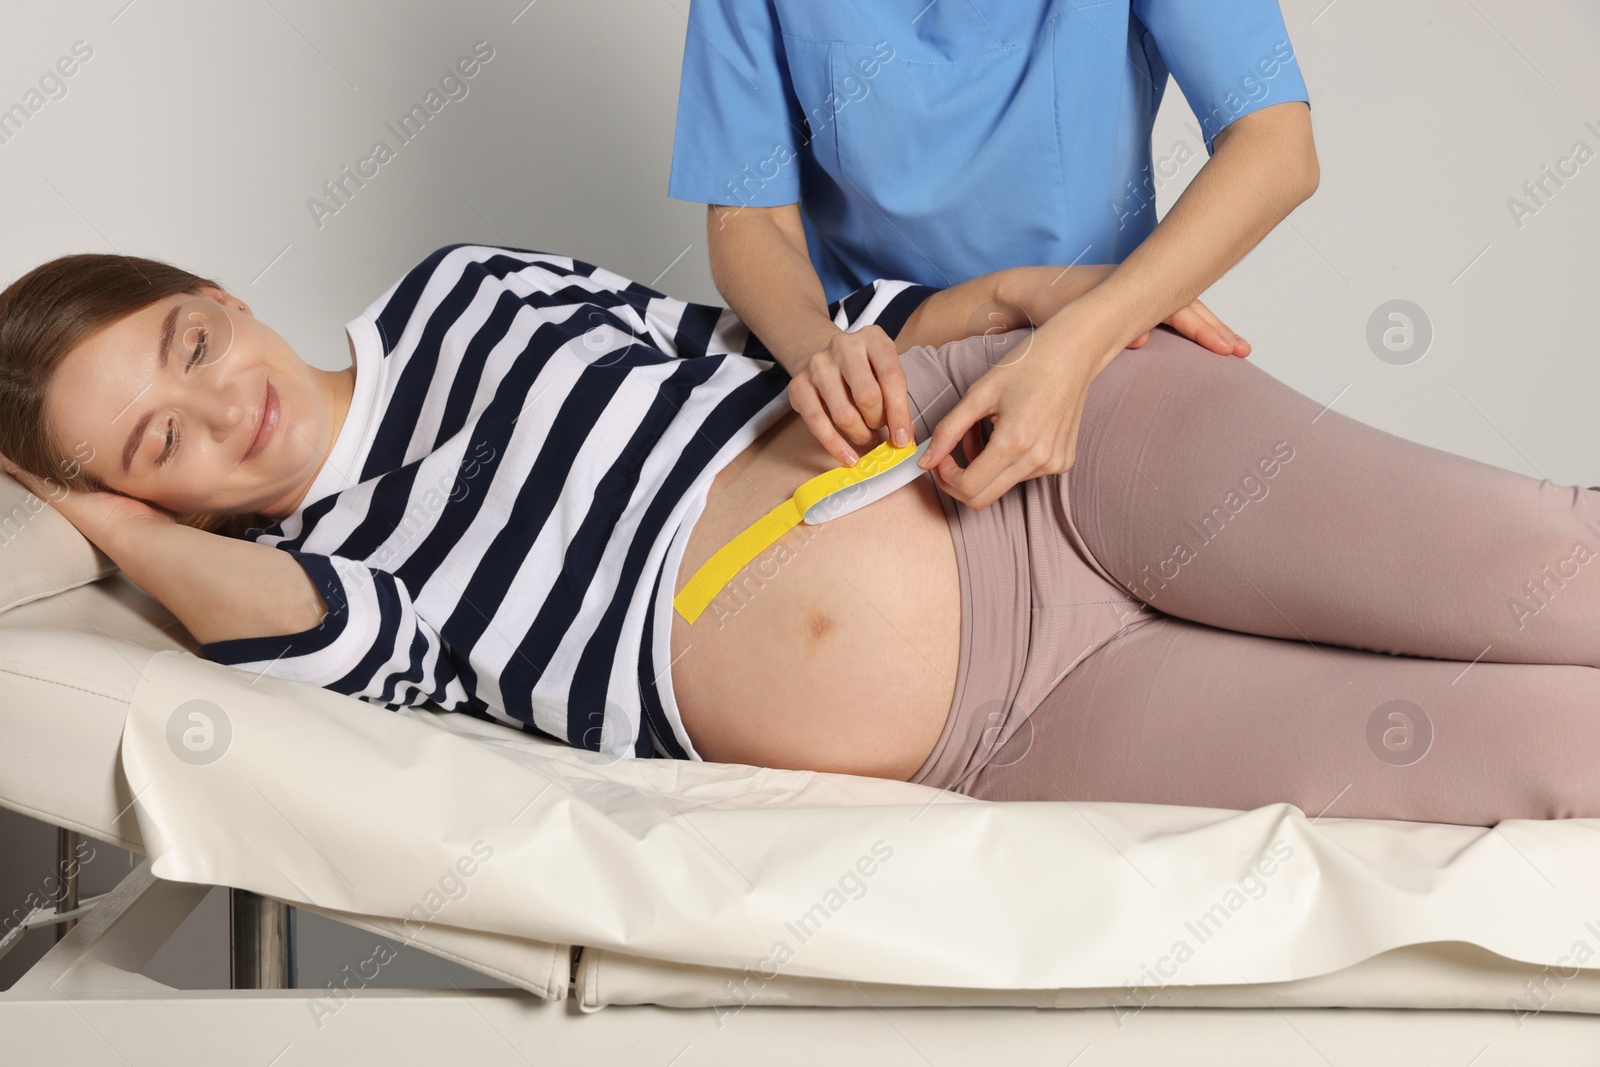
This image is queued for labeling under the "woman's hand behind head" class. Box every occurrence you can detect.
[0,450,176,548]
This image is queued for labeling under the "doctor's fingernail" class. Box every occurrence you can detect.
[843,449,858,465]
[893,427,909,446]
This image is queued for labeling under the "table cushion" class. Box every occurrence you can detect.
[0,474,118,614]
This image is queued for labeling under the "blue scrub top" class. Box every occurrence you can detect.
[669,0,1311,304]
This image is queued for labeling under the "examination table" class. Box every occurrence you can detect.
[3,476,1600,1064]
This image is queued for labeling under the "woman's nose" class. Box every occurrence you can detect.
[201,378,253,441]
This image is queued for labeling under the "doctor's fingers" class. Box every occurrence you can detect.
[940,418,1080,509]
[851,343,913,447]
[823,326,904,441]
[933,392,1082,508]
[791,343,875,453]
[1185,297,1234,342]
[1170,300,1248,357]
[788,376,870,466]
[814,364,880,452]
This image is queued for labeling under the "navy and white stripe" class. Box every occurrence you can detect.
[199,243,938,760]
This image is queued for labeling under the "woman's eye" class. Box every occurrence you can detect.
[155,420,177,467]
[187,327,207,368]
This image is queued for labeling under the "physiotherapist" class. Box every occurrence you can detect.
[668,0,1319,509]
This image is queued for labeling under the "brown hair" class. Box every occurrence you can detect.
[0,252,274,540]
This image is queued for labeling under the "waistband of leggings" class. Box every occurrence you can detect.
[906,479,1033,793]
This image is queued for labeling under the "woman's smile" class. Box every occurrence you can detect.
[244,382,281,463]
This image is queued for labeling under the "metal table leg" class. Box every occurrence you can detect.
[229,889,295,989]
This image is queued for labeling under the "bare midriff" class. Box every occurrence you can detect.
[667,409,963,781]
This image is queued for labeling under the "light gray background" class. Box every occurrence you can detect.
[2,0,1597,990]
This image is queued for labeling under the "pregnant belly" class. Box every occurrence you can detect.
[668,410,961,781]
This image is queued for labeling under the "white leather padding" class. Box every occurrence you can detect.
[0,576,186,849]
[0,575,571,1001]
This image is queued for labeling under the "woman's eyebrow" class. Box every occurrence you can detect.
[120,303,180,473]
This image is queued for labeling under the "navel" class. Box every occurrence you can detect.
[803,606,835,646]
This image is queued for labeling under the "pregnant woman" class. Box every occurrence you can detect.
[3,243,1598,828]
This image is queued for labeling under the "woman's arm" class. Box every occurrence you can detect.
[0,453,331,647]
[102,517,330,646]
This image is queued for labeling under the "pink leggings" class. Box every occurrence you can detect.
[900,328,1600,825]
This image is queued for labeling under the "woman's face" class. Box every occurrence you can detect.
[47,285,340,521]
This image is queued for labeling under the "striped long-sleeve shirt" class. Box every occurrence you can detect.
[199,243,939,760]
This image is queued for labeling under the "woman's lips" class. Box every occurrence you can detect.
[245,383,279,461]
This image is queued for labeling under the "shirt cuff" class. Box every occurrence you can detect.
[668,168,801,208]
[198,549,349,666]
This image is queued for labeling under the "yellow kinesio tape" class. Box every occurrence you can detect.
[673,435,931,623]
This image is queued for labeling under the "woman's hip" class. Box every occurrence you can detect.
[898,331,1147,793]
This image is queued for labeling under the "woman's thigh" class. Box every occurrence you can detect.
[1056,327,1600,668]
[964,611,1600,825]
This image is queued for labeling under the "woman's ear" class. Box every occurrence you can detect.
[195,284,248,315]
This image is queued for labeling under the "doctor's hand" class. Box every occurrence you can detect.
[1127,295,1250,358]
[787,324,914,468]
[912,291,1251,508]
[911,313,1112,510]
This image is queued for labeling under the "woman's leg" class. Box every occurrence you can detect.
[963,611,1600,825]
[899,327,1600,819]
[1046,326,1600,668]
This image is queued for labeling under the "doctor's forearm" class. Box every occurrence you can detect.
[1062,101,1320,358]
[705,204,842,373]
[899,264,1114,352]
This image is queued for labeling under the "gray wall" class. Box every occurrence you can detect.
[3,0,1597,989]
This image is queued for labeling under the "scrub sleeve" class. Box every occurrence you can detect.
[668,0,1311,302]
